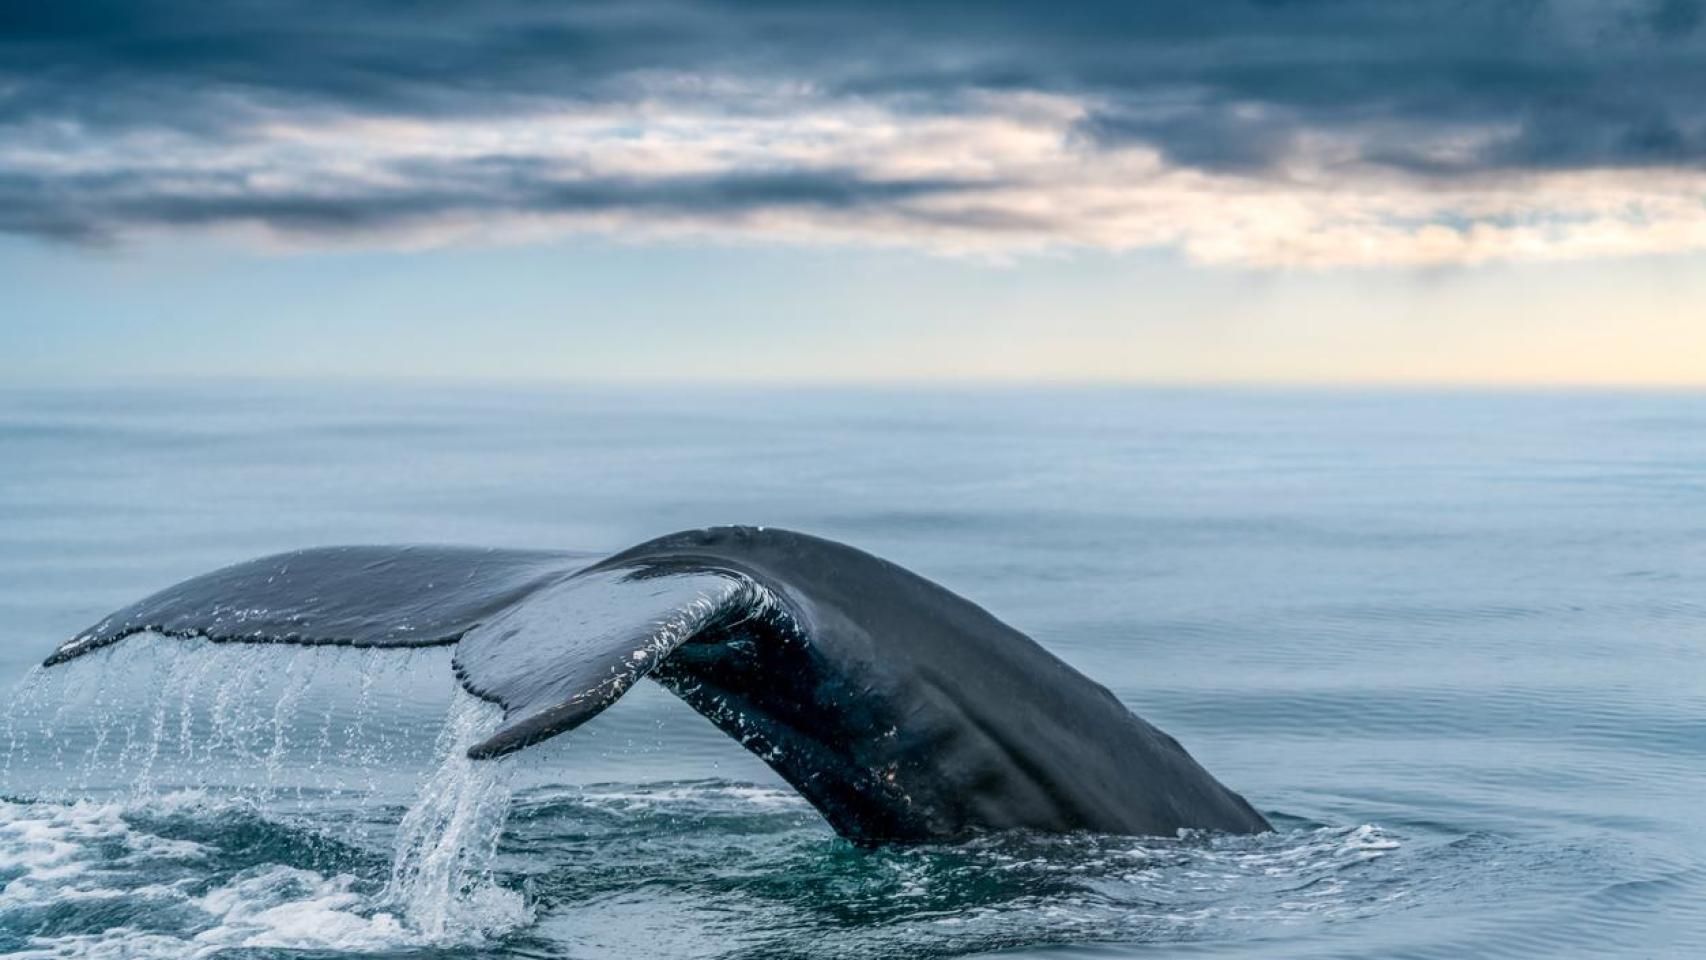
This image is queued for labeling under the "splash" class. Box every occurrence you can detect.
[0,795,417,959]
[0,641,532,952]
[0,639,447,804]
[381,692,531,942]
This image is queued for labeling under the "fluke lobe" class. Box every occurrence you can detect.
[44,526,1270,842]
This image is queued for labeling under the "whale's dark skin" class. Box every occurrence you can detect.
[44,526,1269,842]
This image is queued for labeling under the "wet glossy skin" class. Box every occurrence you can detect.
[589,527,1270,840]
[48,526,1269,841]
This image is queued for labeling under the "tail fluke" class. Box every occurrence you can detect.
[42,542,772,763]
[452,568,755,758]
[43,545,587,665]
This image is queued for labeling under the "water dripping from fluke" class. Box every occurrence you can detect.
[381,691,531,942]
[0,639,533,952]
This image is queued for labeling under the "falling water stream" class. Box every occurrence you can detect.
[381,693,529,942]
[0,639,531,956]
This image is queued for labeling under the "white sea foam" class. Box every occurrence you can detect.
[5,865,414,959]
[0,691,532,958]
[0,796,390,957]
[566,780,806,811]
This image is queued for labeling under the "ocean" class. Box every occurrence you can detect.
[0,384,1702,959]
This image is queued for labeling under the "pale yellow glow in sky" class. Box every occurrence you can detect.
[4,236,1703,388]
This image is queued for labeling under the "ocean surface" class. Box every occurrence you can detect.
[0,384,1702,959]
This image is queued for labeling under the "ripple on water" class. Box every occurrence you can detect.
[0,773,1451,960]
[1,638,1682,959]
[495,783,1432,959]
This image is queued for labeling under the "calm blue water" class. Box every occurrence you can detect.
[1,385,1702,959]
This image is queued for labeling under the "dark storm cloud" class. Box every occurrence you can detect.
[2,0,1704,243]
[0,158,988,244]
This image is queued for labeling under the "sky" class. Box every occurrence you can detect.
[3,0,1705,386]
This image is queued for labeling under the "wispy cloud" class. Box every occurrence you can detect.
[5,0,1706,266]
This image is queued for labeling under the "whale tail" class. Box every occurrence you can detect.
[41,544,766,760]
[44,528,1272,841]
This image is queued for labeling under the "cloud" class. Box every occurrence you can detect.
[3,0,1706,265]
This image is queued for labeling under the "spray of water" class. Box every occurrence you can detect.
[382,691,530,941]
[0,639,532,949]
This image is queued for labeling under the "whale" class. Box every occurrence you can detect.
[42,526,1269,842]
